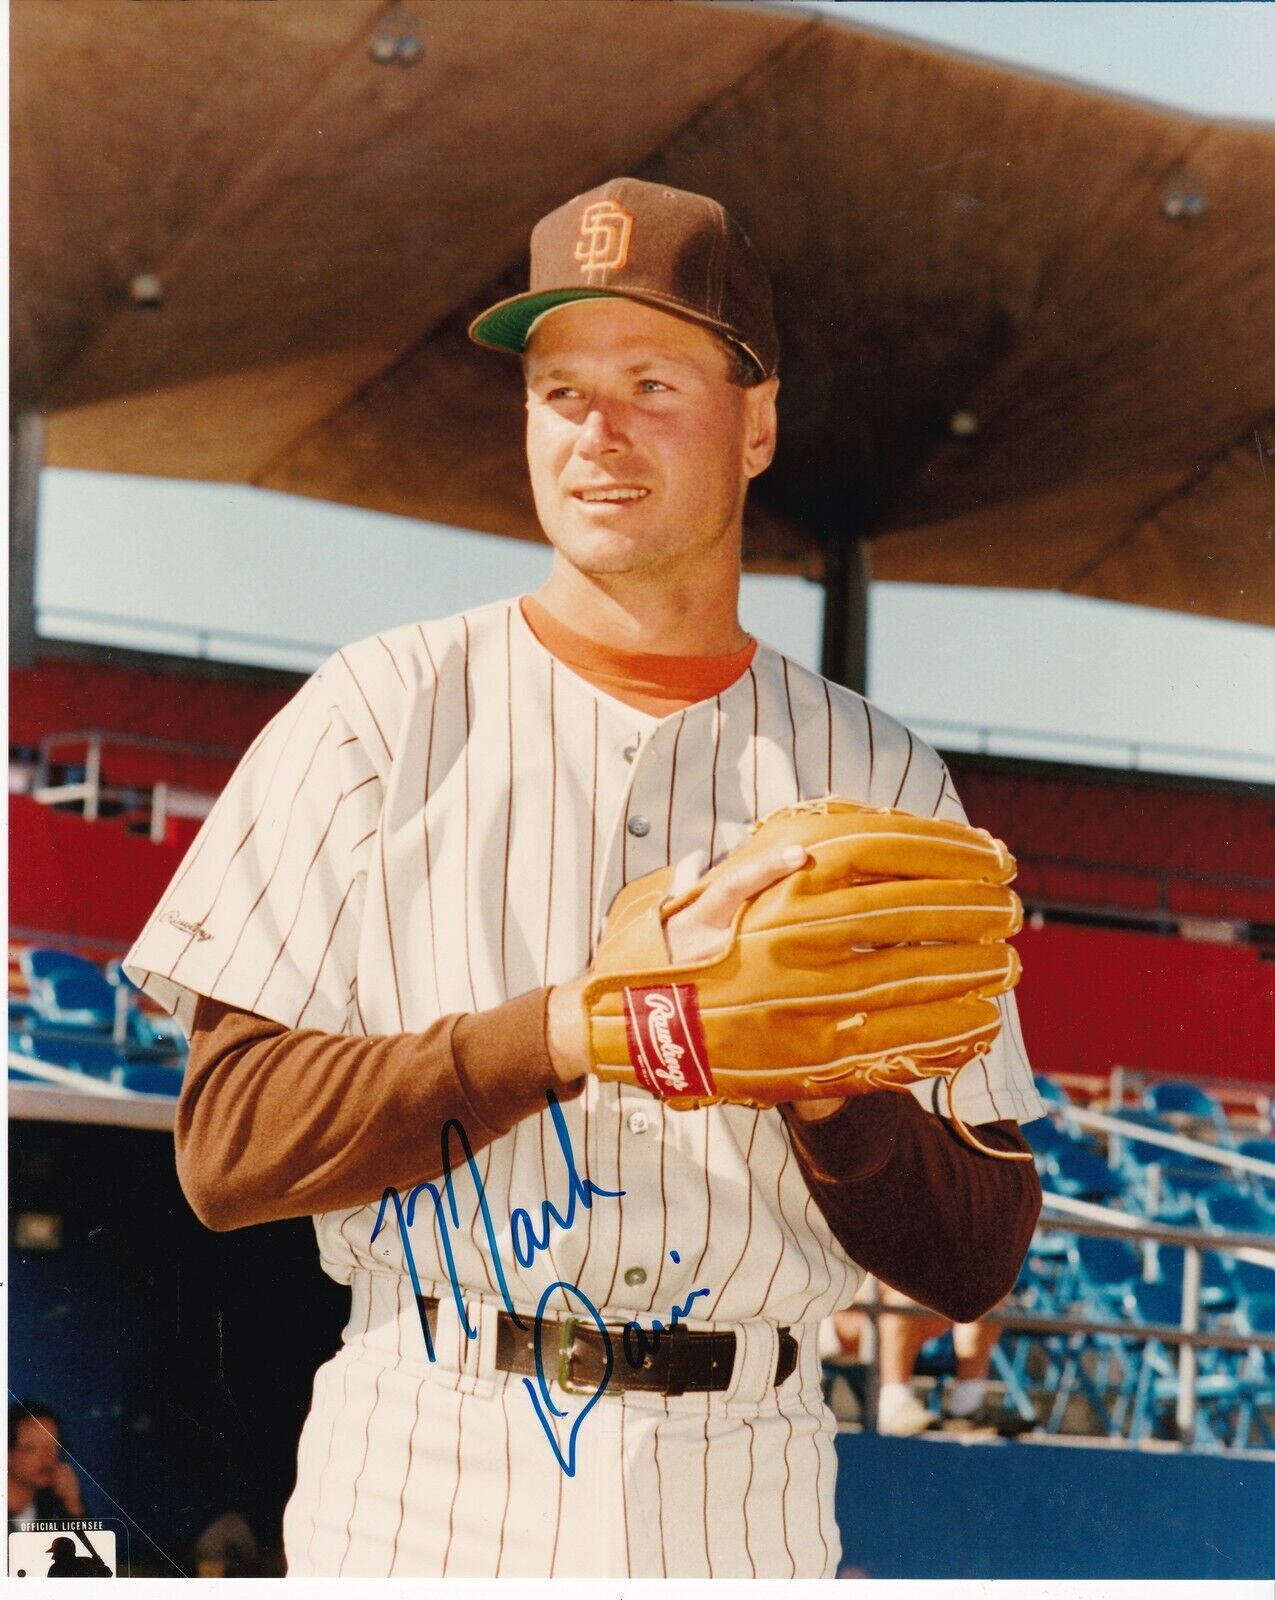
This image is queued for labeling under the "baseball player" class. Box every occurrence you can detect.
[124,177,1043,1578]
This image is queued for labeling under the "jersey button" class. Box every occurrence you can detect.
[627,814,651,838]
[627,1110,650,1135]
[622,744,639,764]
[623,1266,647,1287]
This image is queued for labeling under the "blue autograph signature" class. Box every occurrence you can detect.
[370,1092,712,1476]
[521,1258,713,1475]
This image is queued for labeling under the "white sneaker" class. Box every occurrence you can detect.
[875,1387,938,1437]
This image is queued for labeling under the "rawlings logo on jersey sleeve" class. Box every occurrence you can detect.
[621,984,715,1099]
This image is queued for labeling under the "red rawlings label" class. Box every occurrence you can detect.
[621,984,715,1100]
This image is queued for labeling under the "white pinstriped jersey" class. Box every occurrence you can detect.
[124,596,1042,1577]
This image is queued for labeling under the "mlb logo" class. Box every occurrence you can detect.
[8,1525,117,1577]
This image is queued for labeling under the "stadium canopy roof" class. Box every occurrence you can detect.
[12,0,1275,626]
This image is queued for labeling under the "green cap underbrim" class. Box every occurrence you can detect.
[469,288,621,354]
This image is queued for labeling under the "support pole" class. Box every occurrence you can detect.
[10,411,45,670]
[1176,1245,1202,1443]
[819,536,870,696]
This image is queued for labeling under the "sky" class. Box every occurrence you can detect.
[31,1,1275,785]
[798,1,1275,122]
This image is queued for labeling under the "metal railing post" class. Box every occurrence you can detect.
[1175,1246,1202,1443]
[150,781,169,845]
[84,737,102,823]
[112,984,130,1048]
[1107,1067,1126,1169]
[859,1276,880,1430]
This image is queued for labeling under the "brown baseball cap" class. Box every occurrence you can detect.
[468,176,779,379]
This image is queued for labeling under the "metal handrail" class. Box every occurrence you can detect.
[36,729,243,764]
[854,1298,1275,1356]
[901,712,1275,778]
[1037,1198,1275,1258]
[7,1050,138,1097]
[1062,1106,1275,1179]
[38,603,334,662]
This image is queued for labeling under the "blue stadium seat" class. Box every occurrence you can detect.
[108,1064,184,1096]
[1033,1074,1071,1107]
[18,947,104,987]
[1236,1139,1275,1201]
[36,972,118,1029]
[1127,1277,1183,1324]
[1197,1189,1275,1236]
[25,967,176,1052]
[1229,1257,1275,1310]
[914,1329,956,1379]
[1022,1117,1074,1158]
[1143,1079,1230,1135]
[1042,1235,1142,1435]
[14,1030,123,1077]
[1112,1109,1178,1167]
[1152,1243,1236,1313]
[1043,1142,1126,1202]
[1070,1235,1143,1310]
[1227,1296,1275,1450]
[1161,1167,1240,1205]
[1120,1279,1242,1448]
[1112,1110,1224,1208]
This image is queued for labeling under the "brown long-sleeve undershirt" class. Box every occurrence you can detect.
[179,995,1039,1324]
[779,1092,1041,1324]
[177,991,580,1230]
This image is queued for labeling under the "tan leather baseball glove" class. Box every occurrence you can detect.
[582,798,1030,1160]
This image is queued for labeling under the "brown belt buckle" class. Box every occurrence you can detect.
[555,1315,589,1395]
[556,1315,628,1396]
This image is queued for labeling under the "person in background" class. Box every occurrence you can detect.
[823,1289,1037,1436]
[192,1510,262,1578]
[7,1403,85,1532]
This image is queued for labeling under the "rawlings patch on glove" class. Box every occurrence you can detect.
[582,798,1030,1161]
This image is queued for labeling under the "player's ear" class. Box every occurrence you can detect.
[742,377,779,480]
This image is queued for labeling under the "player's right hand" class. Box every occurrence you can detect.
[662,842,808,964]
[547,843,807,1085]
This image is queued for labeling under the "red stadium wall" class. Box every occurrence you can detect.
[9,793,193,945]
[951,760,1275,928]
[9,658,292,751]
[1013,921,1271,1084]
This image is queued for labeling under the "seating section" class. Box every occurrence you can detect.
[8,941,186,1097]
[1001,1072,1275,1451]
[831,1068,1275,1453]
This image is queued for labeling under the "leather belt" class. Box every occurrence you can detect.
[416,1296,798,1397]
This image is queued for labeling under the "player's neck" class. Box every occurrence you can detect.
[534,562,749,658]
